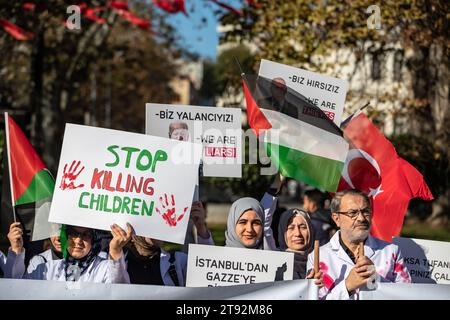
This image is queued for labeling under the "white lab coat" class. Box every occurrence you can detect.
[8,250,129,283]
[307,231,412,300]
[1,249,27,278]
[27,248,54,274]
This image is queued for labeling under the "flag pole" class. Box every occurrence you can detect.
[233,56,245,77]
[340,101,370,128]
[4,112,17,223]
[233,56,250,87]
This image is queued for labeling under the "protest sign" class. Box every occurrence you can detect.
[49,124,201,244]
[393,237,450,284]
[186,244,294,287]
[146,103,242,178]
[258,59,349,126]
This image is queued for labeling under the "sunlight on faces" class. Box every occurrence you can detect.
[67,226,93,259]
[235,210,263,247]
[285,214,310,251]
[50,236,62,252]
[333,194,372,243]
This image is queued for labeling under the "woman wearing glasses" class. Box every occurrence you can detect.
[6,222,131,283]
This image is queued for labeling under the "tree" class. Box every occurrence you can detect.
[220,0,450,218]
[0,0,182,173]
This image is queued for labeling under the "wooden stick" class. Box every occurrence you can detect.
[314,240,320,274]
[358,241,365,258]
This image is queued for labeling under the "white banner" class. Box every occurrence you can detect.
[393,237,450,284]
[146,103,242,178]
[258,59,348,126]
[49,124,201,244]
[0,278,313,300]
[360,282,450,300]
[186,244,294,287]
[1,279,449,300]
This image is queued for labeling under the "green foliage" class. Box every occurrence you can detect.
[220,0,450,218]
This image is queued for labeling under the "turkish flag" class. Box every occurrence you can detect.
[337,113,433,242]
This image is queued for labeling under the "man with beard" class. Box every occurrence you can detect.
[307,189,411,300]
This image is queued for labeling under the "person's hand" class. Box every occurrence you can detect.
[269,173,286,195]
[7,222,24,254]
[190,201,209,238]
[109,223,133,260]
[345,256,376,292]
[306,269,325,288]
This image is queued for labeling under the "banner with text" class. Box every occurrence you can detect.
[146,103,242,178]
[258,59,348,126]
[186,244,294,287]
[49,124,201,244]
[393,237,450,284]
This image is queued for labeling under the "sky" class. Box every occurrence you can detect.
[166,0,242,60]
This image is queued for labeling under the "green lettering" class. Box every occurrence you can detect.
[103,195,112,212]
[90,193,101,209]
[105,145,120,167]
[142,200,154,216]
[78,192,89,208]
[131,198,141,215]
[152,150,168,172]
[136,149,152,171]
[121,147,140,169]
[112,196,122,213]
[121,196,131,214]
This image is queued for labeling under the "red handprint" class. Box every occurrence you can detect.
[59,160,85,190]
[156,194,188,227]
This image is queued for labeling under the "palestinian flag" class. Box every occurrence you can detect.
[242,74,349,192]
[1,113,56,241]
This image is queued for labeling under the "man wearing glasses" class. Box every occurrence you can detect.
[307,189,411,300]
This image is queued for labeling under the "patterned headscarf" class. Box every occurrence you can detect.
[277,209,315,279]
[61,225,101,281]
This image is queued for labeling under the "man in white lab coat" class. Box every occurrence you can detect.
[307,189,411,300]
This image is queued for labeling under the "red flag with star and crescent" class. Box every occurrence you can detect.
[337,113,434,242]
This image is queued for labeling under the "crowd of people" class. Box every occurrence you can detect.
[0,174,412,299]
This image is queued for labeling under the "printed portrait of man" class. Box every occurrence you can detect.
[168,121,190,141]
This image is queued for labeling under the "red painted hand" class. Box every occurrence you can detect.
[156,194,188,227]
[60,160,85,190]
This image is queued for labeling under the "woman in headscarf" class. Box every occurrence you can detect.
[277,209,315,279]
[6,222,131,283]
[225,197,266,249]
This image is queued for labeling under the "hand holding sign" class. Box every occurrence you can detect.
[109,223,133,260]
[156,194,188,227]
[190,201,209,238]
[60,160,85,190]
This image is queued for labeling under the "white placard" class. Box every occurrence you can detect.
[48,124,201,244]
[146,103,242,178]
[258,59,349,126]
[186,244,294,287]
[393,237,450,284]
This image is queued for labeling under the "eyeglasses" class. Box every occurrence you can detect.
[336,207,372,220]
[67,228,93,241]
